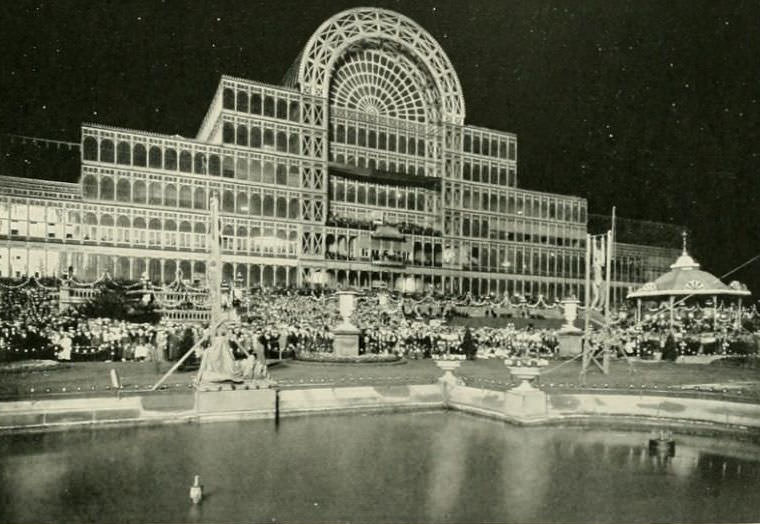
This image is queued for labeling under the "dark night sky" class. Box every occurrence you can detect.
[1,1,758,288]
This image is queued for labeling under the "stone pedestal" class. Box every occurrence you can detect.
[557,331,583,357]
[504,388,547,419]
[333,325,360,357]
[435,359,463,387]
[505,365,547,419]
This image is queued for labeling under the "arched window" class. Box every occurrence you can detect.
[164,148,177,170]
[222,156,235,178]
[288,101,300,122]
[222,190,234,212]
[250,193,261,215]
[288,198,299,219]
[179,150,192,172]
[164,219,176,232]
[82,175,98,199]
[368,186,376,205]
[236,157,248,179]
[236,91,249,112]
[251,127,262,148]
[194,152,207,174]
[149,182,162,205]
[209,154,220,176]
[368,130,376,148]
[276,99,287,119]
[133,180,147,203]
[133,144,147,166]
[222,122,235,144]
[222,88,235,109]
[100,139,114,162]
[116,179,131,202]
[236,192,248,214]
[251,93,262,114]
[117,141,131,165]
[250,159,262,182]
[194,187,206,209]
[288,133,300,155]
[179,185,192,208]
[276,131,287,152]
[149,146,162,168]
[263,129,274,148]
[83,137,98,160]
[276,197,287,217]
[417,139,425,156]
[288,165,299,187]
[276,164,287,185]
[236,125,248,146]
[264,96,275,117]
[262,162,274,184]
[100,177,114,200]
[263,195,274,216]
[407,138,416,156]
[164,184,177,207]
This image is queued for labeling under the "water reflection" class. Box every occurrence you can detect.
[1,413,760,523]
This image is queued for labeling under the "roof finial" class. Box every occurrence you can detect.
[681,230,688,254]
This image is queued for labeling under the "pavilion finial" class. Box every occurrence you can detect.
[681,230,688,254]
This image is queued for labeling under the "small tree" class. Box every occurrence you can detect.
[461,327,477,360]
[662,333,678,361]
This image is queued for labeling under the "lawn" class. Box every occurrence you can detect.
[1,357,760,403]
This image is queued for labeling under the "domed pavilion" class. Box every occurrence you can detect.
[626,233,750,329]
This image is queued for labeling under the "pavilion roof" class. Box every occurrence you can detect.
[627,248,750,299]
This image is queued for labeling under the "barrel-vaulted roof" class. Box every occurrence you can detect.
[284,7,465,125]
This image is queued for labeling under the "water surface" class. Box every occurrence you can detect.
[1,412,760,523]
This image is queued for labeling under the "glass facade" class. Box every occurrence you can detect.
[0,8,679,303]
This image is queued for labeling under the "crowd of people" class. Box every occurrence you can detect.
[0,284,757,365]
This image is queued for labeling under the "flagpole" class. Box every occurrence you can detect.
[582,233,592,379]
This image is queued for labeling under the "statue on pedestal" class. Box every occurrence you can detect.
[195,325,243,384]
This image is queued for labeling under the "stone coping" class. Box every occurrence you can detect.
[2,384,760,440]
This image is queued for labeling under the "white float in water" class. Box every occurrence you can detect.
[190,475,202,504]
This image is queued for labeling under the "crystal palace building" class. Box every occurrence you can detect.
[0,8,680,304]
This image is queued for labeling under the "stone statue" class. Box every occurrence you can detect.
[590,236,606,310]
[195,325,243,384]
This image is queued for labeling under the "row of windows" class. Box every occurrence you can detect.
[332,150,428,177]
[82,136,321,185]
[329,122,428,157]
[445,185,586,223]
[221,121,325,158]
[80,175,302,219]
[457,242,584,279]
[0,213,299,252]
[328,179,431,212]
[222,88,303,123]
[462,131,516,160]
[460,161,516,186]
[451,215,582,248]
